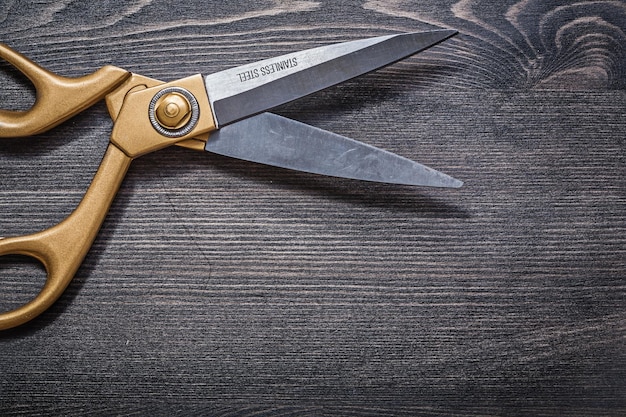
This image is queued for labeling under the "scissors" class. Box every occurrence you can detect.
[0,30,462,329]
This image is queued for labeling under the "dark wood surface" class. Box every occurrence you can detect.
[1,1,624,415]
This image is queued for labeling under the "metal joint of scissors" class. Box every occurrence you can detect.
[0,30,462,330]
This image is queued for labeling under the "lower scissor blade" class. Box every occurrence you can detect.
[205,113,463,188]
[205,30,457,127]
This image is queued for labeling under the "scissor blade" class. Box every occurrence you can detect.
[205,113,462,188]
[204,30,457,127]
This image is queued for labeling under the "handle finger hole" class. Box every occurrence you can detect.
[0,59,36,112]
[0,254,47,314]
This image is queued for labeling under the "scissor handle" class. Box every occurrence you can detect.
[0,51,216,328]
[0,144,131,330]
[0,43,129,137]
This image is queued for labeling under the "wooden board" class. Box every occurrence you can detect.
[1,1,624,415]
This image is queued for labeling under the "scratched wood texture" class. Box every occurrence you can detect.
[0,0,625,415]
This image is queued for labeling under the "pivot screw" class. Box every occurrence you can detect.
[148,87,200,138]
[154,92,192,129]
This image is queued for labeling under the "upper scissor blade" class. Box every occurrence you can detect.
[204,30,457,127]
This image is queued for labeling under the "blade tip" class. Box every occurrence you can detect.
[450,178,464,188]
[428,176,463,189]
[430,29,459,41]
[406,176,463,188]
[395,29,458,52]
[407,28,458,41]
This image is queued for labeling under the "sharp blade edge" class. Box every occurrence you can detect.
[204,30,457,127]
[205,113,463,188]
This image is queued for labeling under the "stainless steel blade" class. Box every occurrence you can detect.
[204,30,457,127]
[205,113,463,188]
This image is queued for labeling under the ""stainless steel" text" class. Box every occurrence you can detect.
[237,57,298,82]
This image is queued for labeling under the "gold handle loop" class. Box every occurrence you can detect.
[0,43,129,137]
[0,144,131,330]
[0,47,216,329]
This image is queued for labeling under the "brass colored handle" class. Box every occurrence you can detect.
[0,43,129,137]
[0,47,216,328]
[0,144,131,330]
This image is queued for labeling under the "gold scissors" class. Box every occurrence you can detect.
[0,30,462,329]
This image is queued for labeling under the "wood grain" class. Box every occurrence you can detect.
[1,1,625,415]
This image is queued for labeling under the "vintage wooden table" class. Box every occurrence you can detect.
[1,1,624,415]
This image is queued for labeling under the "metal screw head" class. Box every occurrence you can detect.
[154,92,192,129]
[148,87,200,138]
